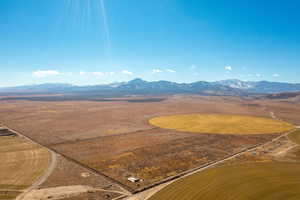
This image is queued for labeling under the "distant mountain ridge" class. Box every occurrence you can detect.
[216,79,300,93]
[1,79,300,96]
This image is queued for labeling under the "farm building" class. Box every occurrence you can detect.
[127,177,140,183]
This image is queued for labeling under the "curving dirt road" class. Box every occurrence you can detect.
[21,185,130,200]
[2,124,131,200]
[125,111,296,200]
[16,150,57,200]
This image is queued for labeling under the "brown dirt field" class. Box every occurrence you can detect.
[0,96,272,145]
[51,130,276,189]
[23,185,123,200]
[0,191,22,200]
[39,155,124,200]
[40,155,123,191]
[0,136,51,189]
[0,96,298,191]
[60,191,120,200]
[251,100,300,125]
[0,136,51,199]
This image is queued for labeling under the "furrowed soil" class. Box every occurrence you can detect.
[149,162,300,200]
[0,136,51,200]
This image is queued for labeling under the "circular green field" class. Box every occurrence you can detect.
[149,114,294,134]
[149,162,300,200]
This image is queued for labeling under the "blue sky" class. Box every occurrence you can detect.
[1,0,300,86]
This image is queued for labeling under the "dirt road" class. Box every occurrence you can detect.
[16,151,57,200]
[2,124,132,199]
[125,128,296,200]
[21,185,130,200]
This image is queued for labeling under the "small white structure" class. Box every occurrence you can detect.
[127,177,140,183]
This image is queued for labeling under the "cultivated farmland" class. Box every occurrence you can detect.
[0,135,51,200]
[0,95,299,198]
[149,114,294,134]
[149,162,300,200]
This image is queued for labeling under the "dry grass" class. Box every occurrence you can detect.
[288,130,300,145]
[0,191,21,200]
[0,136,51,199]
[149,162,300,200]
[0,97,298,192]
[149,114,294,135]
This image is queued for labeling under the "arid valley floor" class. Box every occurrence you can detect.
[0,95,300,200]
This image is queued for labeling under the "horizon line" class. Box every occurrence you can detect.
[1,78,300,88]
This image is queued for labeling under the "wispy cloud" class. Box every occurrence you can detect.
[121,70,133,75]
[152,68,176,74]
[273,73,279,77]
[152,69,163,74]
[79,71,86,75]
[108,72,115,75]
[65,72,73,76]
[224,66,232,71]
[33,70,61,78]
[92,72,104,76]
[166,69,176,73]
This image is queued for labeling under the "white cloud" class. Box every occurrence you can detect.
[166,69,176,73]
[92,72,104,76]
[152,69,163,74]
[65,72,73,76]
[33,70,61,78]
[121,70,133,75]
[224,66,232,71]
[255,73,261,77]
[79,71,86,75]
[273,73,279,77]
[107,72,115,76]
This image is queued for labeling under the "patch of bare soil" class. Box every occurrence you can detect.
[221,132,300,166]
[22,185,123,200]
[40,155,124,199]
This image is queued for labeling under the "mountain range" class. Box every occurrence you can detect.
[1,79,300,97]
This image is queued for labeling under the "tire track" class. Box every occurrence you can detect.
[1,124,132,197]
[16,151,57,200]
[125,110,296,200]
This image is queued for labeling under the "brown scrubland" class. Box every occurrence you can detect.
[0,95,299,199]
